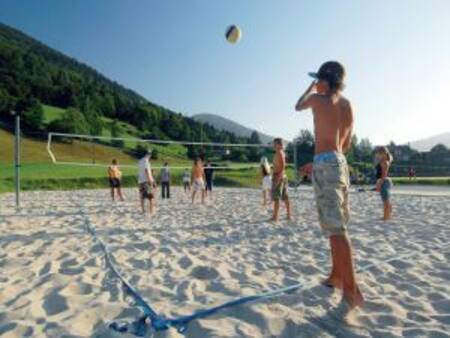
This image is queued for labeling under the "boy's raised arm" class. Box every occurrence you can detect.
[295,81,317,111]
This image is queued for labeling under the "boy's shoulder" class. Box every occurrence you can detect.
[339,95,351,106]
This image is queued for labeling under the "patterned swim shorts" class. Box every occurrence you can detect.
[312,152,350,237]
[139,182,154,200]
[271,175,289,201]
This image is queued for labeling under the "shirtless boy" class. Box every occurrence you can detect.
[271,138,292,222]
[295,61,364,309]
[191,158,206,204]
[107,159,124,202]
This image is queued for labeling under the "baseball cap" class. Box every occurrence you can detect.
[308,61,345,85]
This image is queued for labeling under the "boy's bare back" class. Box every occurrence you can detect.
[308,94,353,154]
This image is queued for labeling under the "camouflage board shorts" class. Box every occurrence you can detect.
[271,175,289,201]
[139,182,154,200]
[312,152,350,237]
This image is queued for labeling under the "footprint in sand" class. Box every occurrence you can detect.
[42,291,68,316]
[191,266,219,280]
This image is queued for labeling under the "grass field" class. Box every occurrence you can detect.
[0,127,280,193]
[391,177,450,186]
[42,105,66,124]
[1,104,447,194]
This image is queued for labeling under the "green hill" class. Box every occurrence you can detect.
[0,127,276,193]
[0,127,195,193]
[0,22,281,193]
[0,22,251,145]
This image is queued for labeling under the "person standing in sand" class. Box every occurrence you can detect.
[137,150,156,215]
[183,168,191,193]
[204,161,214,197]
[260,157,272,206]
[160,162,171,200]
[295,61,364,309]
[107,159,124,202]
[271,138,292,221]
[375,147,394,220]
[191,158,206,204]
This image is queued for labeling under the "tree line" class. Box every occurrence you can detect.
[0,22,257,159]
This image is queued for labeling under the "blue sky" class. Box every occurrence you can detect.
[1,0,449,144]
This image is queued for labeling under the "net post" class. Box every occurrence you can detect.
[12,110,20,209]
[47,133,57,163]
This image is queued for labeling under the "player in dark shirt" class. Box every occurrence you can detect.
[204,161,214,196]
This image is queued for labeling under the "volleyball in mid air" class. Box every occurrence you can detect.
[225,25,241,44]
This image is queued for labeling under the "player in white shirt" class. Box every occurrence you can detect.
[137,150,156,214]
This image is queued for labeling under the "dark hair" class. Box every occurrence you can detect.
[376,146,394,164]
[261,164,270,176]
[112,159,117,165]
[317,61,345,93]
[273,138,283,146]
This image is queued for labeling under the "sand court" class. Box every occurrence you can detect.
[0,187,449,337]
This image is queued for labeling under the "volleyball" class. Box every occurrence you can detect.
[225,25,241,44]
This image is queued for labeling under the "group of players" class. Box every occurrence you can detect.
[106,137,293,224]
[105,61,399,311]
[107,154,216,213]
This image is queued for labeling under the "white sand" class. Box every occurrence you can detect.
[0,187,449,338]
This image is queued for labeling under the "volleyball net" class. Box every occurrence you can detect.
[46,132,292,189]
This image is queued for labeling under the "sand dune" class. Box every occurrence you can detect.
[0,186,449,337]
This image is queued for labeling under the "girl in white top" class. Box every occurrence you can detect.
[260,157,272,206]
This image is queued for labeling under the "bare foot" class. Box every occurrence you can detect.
[343,287,364,309]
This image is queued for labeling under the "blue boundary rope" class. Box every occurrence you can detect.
[83,212,413,336]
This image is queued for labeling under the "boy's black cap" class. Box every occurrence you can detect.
[308,61,345,84]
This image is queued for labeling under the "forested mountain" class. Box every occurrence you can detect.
[0,22,250,145]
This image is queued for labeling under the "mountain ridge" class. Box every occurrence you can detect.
[193,113,275,144]
[408,132,450,152]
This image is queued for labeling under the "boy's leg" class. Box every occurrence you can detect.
[323,236,343,289]
[284,197,292,220]
[271,181,280,221]
[149,198,153,214]
[140,197,145,213]
[272,199,280,221]
[192,191,196,204]
[383,200,392,220]
[331,234,364,308]
[167,183,170,199]
[201,189,205,204]
[117,186,124,201]
[111,187,115,201]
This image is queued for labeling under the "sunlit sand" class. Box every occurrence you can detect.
[0,187,449,337]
